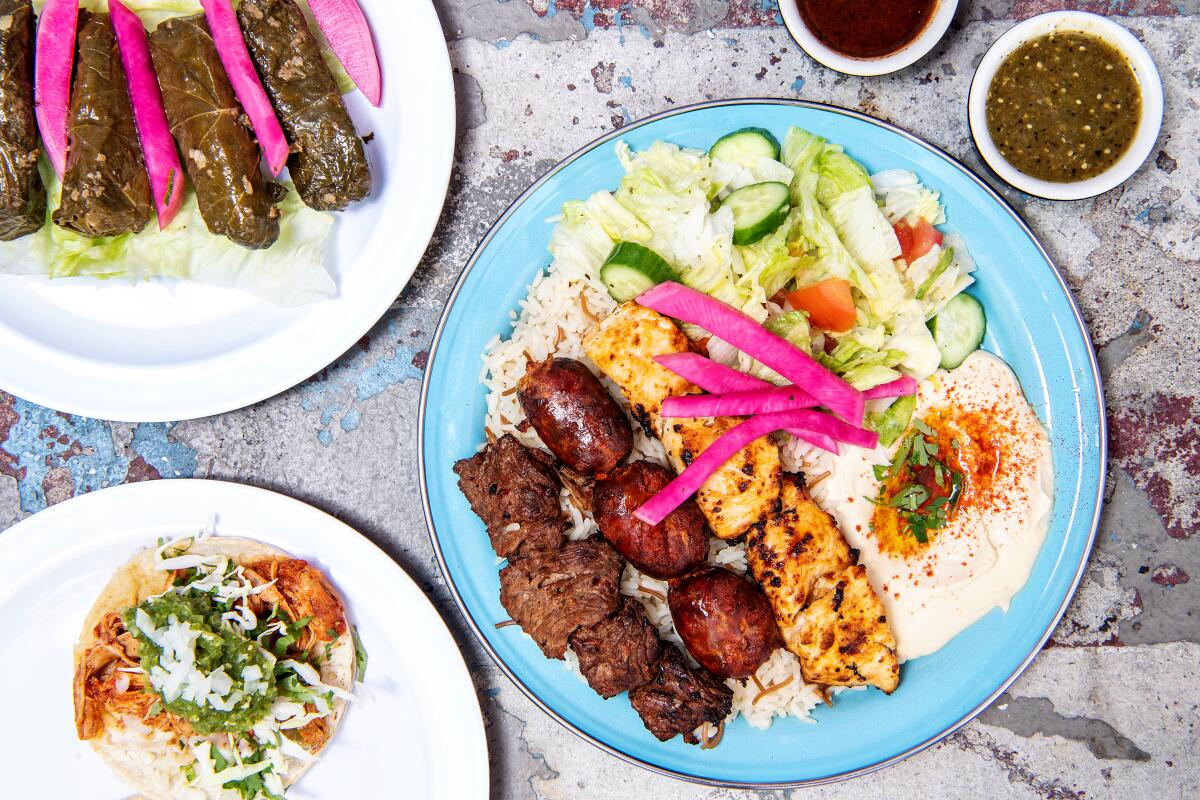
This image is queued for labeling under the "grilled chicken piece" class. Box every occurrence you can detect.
[583,302,780,539]
[747,474,854,641]
[661,415,780,540]
[795,565,899,693]
[748,474,898,693]
[581,301,693,426]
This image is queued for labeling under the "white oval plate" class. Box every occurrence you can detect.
[0,0,455,422]
[0,480,488,800]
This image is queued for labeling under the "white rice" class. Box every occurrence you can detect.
[479,265,842,732]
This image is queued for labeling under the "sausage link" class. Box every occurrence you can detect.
[593,461,708,579]
[668,566,781,679]
[517,357,632,475]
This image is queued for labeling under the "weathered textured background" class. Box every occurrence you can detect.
[2,0,1197,796]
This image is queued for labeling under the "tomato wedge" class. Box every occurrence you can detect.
[786,278,856,333]
[894,218,943,263]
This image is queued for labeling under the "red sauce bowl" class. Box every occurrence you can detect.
[780,0,959,76]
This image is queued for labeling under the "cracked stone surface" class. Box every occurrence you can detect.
[1,1,1196,796]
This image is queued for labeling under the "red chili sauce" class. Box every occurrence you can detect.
[797,0,939,59]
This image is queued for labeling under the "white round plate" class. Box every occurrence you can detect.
[0,480,488,800]
[0,0,455,422]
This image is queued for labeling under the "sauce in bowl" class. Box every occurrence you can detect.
[986,31,1141,183]
[797,0,938,59]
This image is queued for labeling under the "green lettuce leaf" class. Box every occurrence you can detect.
[0,163,334,306]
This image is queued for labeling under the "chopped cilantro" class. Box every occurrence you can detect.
[872,419,964,544]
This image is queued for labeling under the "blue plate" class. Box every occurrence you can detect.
[418,100,1105,787]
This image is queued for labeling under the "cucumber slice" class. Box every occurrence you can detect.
[600,241,679,302]
[708,127,781,170]
[721,182,790,246]
[928,293,986,369]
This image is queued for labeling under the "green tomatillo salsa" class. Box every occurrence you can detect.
[986,30,1141,183]
[124,590,279,735]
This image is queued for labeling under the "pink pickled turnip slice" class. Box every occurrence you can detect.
[34,0,79,176]
[638,282,865,424]
[199,0,290,176]
[661,386,818,419]
[111,0,184,229]
[634,410,876,525]
[864,374,918,400]
[307,0,381,106]
[653,352,840,454]
[653,352,767,394]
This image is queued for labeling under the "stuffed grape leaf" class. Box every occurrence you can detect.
[0,0,45,241]
[53,11,151,238]
[150,13,282,250]
[237,0,371,212]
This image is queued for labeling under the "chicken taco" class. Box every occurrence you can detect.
[73,534,363,799]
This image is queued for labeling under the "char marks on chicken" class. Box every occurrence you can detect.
[453,433,569,559]
[498,536,623,659]
[569,597,662,698]
[629,646,734,744]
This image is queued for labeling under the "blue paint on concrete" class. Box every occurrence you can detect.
[131,423,198,479]
[0,396,196,514]
[297,306,434,446]
[617,70,633,89]
[494,38,512,49]
[791,76,806,93]
[340,409,362,433]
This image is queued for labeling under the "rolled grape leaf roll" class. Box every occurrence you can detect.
[150,13,281,250]
[0,0,45,240]
[237,0,371,211]
[53,11,151,238]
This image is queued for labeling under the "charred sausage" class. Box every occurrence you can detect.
[593,461,708,579]
[518,357,632,475]
[668,567,781,679]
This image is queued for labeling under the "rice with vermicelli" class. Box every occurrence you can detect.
[478,263,832,731]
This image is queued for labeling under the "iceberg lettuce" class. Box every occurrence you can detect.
[0,164,334,306]
[870,169,946,226]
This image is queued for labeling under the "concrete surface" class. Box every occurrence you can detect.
[2,0,1197,797]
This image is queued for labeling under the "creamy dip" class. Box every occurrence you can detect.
[816,351,1054,661]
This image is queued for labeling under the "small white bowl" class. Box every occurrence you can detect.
[779,0,959,77]
[967,11,1164,201]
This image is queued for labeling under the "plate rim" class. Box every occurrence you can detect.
[417,97,1106,788]
[0,478,490,798]
[0,0,456,423]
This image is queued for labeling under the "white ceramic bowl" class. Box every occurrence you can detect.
[779,0,959,77]
[967,11,1164,201]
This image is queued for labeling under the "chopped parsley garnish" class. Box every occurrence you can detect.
[872,419,963,543]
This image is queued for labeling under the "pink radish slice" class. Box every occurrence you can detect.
[307,0,381,106]
[110,0,184,229]
[864,374,918,400]
[634,410,878,525]
[199,0,290,176]
[653,353,840,454]
[638,282,865,425]
[34,0,79,176]
[661,387,818,419]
